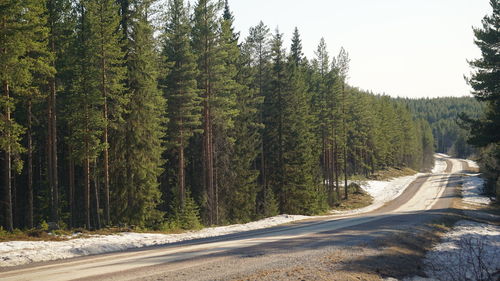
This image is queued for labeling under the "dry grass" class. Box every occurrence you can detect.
[332,188,374,211]
[368,167,417,181]
[0,226,142,242]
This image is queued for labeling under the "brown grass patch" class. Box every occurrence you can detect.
[332,188,374,211]
[368,167,417,181]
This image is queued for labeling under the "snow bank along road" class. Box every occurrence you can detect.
[0,156,471,281]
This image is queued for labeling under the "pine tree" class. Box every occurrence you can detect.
[66,1,106,229]
[311,38,336,203]
[88,0,127,226]
[213,0,242,223]
[465,0,500,200]
[245,21,273,217]
[335,47,350,199]
[192,0,238,225]
[0,0,53,231]
[111,0,165,226]
[162,0,202,214]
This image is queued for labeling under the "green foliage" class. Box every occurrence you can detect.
[463,0,500,200]
[1,0,448,232]
[39,220,49,231]
[399,97,483,158]
[111,1,165,227]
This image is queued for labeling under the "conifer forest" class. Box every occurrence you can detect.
[2,0,471,232]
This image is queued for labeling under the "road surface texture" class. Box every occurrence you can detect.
[0,156,470,281]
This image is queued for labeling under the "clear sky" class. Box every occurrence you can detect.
[225,0,491,98]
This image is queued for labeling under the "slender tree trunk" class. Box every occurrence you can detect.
[93,160,101,230]
[3,80,13,232]
[68,145,75,228]
[334,136,340,200]
[100,6,110,225]
[203,91,212,224]
[48,5,59,223]
[212,127,218,225]
[84,97,91,229]
[202,27,215,224]
[47,87,54,220]
[342,83,348,200]
[12,167,17,228]
[27,99,34,228]
[84,155,91,230]
[344,145,348,199]
[278,84,284,208]
[178,127,185,207]
[258,56,266,192]
[102,67,110,226]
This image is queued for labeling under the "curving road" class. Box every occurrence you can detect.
[0,156,468,281]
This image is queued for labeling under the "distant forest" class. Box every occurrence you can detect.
[1,0,435,231]
[398,97,484,158]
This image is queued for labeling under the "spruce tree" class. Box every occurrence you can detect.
[225,40,262,223]
[290,27,304,66]
[265,29,287,212]
[110,0,166,226]
[281,51,324,214]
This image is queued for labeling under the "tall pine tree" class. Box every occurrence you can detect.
[162,0,202,219]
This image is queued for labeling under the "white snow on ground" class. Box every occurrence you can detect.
[432,157,447,174]
[0,214,309,267]
[330,172,425,215]
[0,156,447,267]
[465,159,479,169]
[462,173,492,205]
[414,221,500,281]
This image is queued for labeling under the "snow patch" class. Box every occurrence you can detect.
[462,173,492,205]
[432,157,447,174]
[465,159,479,169]
[330,172,424,215]
[0,214,309,267]
[421,221,500,281]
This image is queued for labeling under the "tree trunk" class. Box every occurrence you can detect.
[342,83,348,200]
[3,80,13,232]
[84,154,91,229]
[178,127,185,207]
[102,74,110,226]
[334,136,340,200]
[202,32,215,224]
[68,145,75,228]
[27,99,34,228]
[344,145,348,200]
[93,160,101,230]
[48,5,59,223]
[100,8,110,225]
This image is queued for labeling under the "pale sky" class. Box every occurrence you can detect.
[226,0,491,98]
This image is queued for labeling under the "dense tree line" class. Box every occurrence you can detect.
[0,0,434,231]
[463,0,500,201]
[398,97,484,158]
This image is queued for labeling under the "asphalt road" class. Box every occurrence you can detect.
[0,156,466,281]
